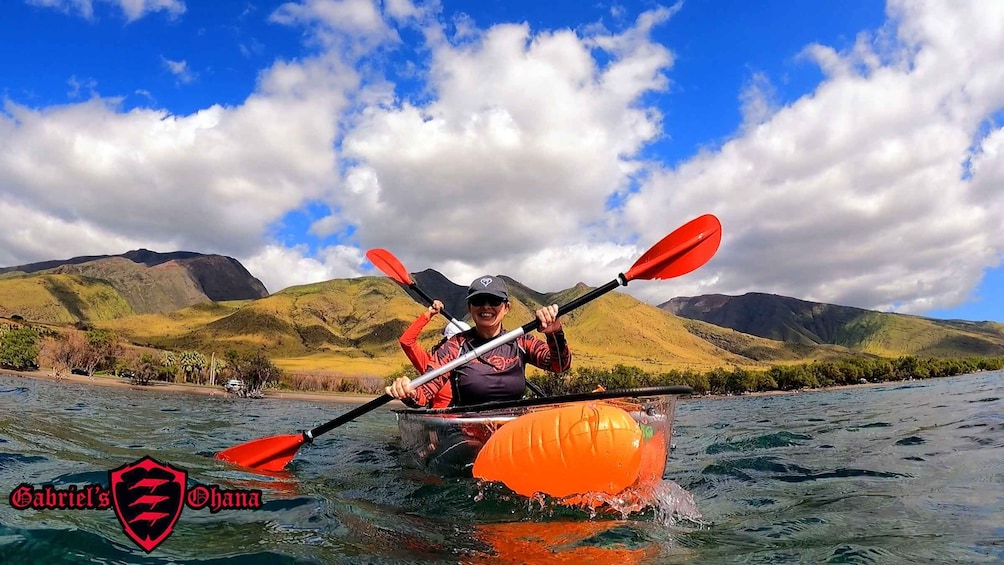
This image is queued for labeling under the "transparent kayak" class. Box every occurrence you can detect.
[393,386,691,497]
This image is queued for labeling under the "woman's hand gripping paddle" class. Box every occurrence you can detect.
[215,214,722,472]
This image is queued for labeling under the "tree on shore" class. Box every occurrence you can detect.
[0,327,40,371]
[38,329,124,378]
[40,333,81,379]
[130,354,160,385]
[229,350,281,398]
[83,329,122,376]
[178,350,208,383]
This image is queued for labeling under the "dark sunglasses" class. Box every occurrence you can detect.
[468,295,506,307]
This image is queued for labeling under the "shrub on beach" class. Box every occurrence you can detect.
[282,371,385,394]
[525,356,1004,397]
[0,327,40,371]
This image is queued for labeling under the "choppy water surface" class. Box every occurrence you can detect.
[1,371,1001,564]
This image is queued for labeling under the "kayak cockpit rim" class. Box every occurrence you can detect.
[392,385,693,415]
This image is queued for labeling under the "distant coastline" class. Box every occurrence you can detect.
[1,366,907,406]
[0,368,385,405]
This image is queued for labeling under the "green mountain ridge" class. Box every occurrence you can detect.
[0,250,268,319]
[7,268,844,376]
[662,292,1004,357]
[3,249,1001,378]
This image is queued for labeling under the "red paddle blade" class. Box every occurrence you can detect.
[365,248,414,285]
[624,214,722,282]
[215,434,306,472]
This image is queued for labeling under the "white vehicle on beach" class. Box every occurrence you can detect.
[223,379,244,393]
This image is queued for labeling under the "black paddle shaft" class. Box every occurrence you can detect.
[309,394,395,439]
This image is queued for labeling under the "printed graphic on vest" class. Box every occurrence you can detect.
[8,455,264,553]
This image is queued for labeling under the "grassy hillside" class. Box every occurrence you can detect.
[108,277,429,358]
[100,301,250,344]
[665,293,1004,358]
[49,257,211,314]
[1,250,268,318]
[9,266,1001,381]
[847,312,1004,357]
[0,274,134,323]
[549,290,750,371]
[678,319,875,364]
[90,276,858,378]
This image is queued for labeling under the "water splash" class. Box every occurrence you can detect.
[474,478,704,526]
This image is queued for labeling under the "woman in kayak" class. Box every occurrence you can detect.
[398,299,470,408]
[386,275,571,407]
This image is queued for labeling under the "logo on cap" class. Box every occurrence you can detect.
[480,277,493,287]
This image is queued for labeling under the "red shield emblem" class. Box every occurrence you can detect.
[109,456,187,553]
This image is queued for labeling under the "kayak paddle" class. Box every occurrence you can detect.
[215,213,722,472]
[366,247,549,398]
[365,248,469,335]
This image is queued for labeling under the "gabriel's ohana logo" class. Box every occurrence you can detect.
[8,455,263,553]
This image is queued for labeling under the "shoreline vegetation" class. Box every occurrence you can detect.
[3,321,1003,404]
[0,366,878,405]
[4,320,1004,407]
[5,354,1001,407]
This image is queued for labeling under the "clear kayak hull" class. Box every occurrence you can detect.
[393,386,690,497]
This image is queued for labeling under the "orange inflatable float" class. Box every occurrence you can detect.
[393,386,687,501]
[472,402,648,498]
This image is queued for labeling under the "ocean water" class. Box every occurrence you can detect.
[0,370,1001,564]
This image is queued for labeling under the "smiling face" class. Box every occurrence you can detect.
[468,295,510,337]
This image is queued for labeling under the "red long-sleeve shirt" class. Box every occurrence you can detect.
[399,312,452,408]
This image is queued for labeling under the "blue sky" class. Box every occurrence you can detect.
[1,0,1003,322]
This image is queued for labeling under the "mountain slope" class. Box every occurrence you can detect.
[99,274,857,377]
[0,274,134,323]
[10,244,1000,378]
[663,292,1004,357]
[0,249,268,319]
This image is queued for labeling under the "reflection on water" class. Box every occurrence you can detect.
[466,520,671,564]
[1,371,1002,563]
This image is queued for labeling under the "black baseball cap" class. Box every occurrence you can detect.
[467,275,509,301]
